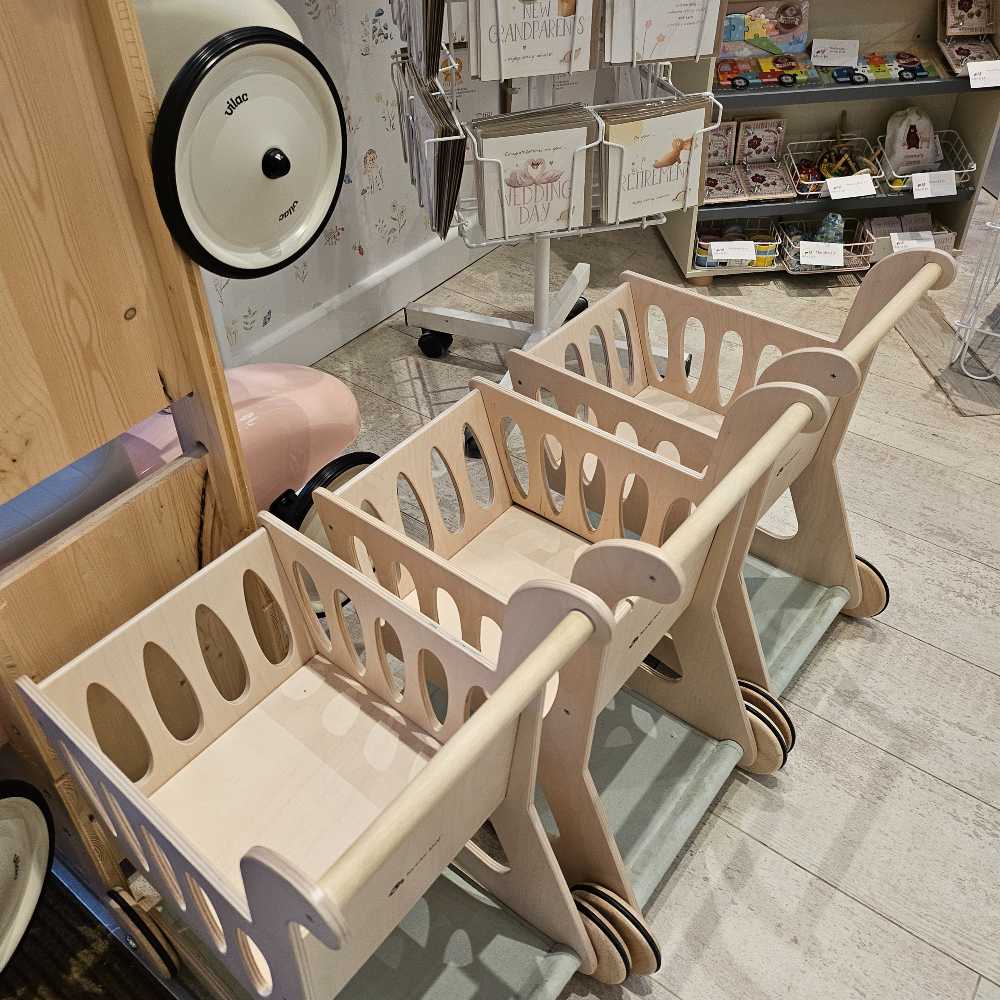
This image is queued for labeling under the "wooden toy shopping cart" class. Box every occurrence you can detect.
[505,249,956,698]
[315,375,831,965]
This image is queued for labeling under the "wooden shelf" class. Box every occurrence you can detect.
[699,186,976,221]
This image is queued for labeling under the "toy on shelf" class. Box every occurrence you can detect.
[506,253,956,695]
[821,49,941,85]
[786,134,882,197]
[721,1,810,58]
[716,52,819,89]
[705,117,796,203]
[693,221,781,270]
[780,215,875,272]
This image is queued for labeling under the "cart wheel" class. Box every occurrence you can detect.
[567,296,589,322]
[842,555,890,619]
[738,680,796,753]
[0,781,53,973]
[574,897,630,984]
[571,884,660,976]
[742,703,788,775]
[418,331,453,358]
[107,888,180,980]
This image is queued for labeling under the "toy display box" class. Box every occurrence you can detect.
[716,52,819,89]
[721,2,810,58]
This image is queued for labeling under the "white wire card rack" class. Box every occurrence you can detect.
[952,204,1000,382]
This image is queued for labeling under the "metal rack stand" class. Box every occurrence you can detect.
[951,201,1000,382]
[390,3,721,358]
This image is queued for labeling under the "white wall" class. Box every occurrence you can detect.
[207,0,483,367]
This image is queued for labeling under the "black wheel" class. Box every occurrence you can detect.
[851,71,869,84]
[732,76,750,89]
[567,296,589,321]
[778,73,796,86]
[898,69,915,81]
[107,888,179,979]
[418,331,454,358]
[0,781,54,973]
[269,451,379,538]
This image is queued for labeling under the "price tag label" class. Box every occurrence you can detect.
[890,231,936,252]
[911,170,957,199]
[811,38,861,67]
[826,173,877,199]
[800,241,845,267]
[709,240,757,262]
[968,59,1000,88]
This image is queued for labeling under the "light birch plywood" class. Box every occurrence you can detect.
[715,707,1000,983]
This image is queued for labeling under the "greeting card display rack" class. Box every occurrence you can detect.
[389,2,722,358]
[952,199,1000,381]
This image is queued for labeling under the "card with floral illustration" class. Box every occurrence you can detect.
[708,121,738,166]
[735,117,785,162]
[938,36,1000,75]
[944,0,994,35]
[736,160,796,200]
[606,0,724,63]
[703,165,749,202]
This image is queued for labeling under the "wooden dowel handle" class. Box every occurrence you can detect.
[842,262,943,366]
[662,404,814,567]
[319,609,594,908]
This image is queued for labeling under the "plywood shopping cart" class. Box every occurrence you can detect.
[314,375,831,968]
[505,249,956,699]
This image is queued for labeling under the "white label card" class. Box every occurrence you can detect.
[811,38,861,67]
[709,241,757,262]
[890,231,936,252]
[968,60,1000,88]
[800,241,845,267]
[911,170,957,199]
[826,173,877,199]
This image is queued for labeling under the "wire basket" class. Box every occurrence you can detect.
[784,136,883,198]
[878,130,977,193]
[779,217,875,274]
[693,221,781,272]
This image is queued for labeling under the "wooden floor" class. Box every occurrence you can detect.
[312,212,1000,1000]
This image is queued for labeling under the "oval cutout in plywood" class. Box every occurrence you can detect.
[242,570,291,665]
[435,587,463,641]
[396,473,433,548]
[430,447,464,534]
[187,875,226,953]
[479,617,502,661]
[142,827,185,909]
[195,605,250,702]
[102,785,148,871]
[294,564,332,647]
[466,685,488,719]
[565,343,585,376]
[647,305,669,378]
[462,424,494,509]
[542,433,566,514]
[501,417,529,497]
[613,310,634,384]
[581,453,606,531]
[86,684,151,783]
[683,317,705,390]
[756,344,782,383]
[377,618,405,700]
[419,649,449,729]
[468,819,511,873]
[589,327,611,386]
[537,386,559,411]
[237,929,273,997]
[334,590,366,673]
[660,497,693,545]
[143,643,201,742]
[718,330,744,406]
[620,473,649,539]
[353,535,375,577]
[614,420,638,447]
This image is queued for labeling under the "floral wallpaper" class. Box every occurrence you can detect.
[208,0,436,358]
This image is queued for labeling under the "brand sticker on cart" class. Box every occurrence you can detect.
[911,170,957,199]
[826,174,877,199]
[709,241,757,262]
[800,241,844,267]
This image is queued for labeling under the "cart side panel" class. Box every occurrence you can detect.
[623,271,834,415]
[337,391,514,561]
[520,283,649,398]
[36,528,314,793]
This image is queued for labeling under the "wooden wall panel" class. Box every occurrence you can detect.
[0,1,195,502]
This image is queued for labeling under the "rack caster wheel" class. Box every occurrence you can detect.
[418,331,453,358]
[572,884,661,983]
[738,680,795,775]
[842,555,890,619]
[567,296,589,322]
[0,781,53,973]
[107,887,180,979]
